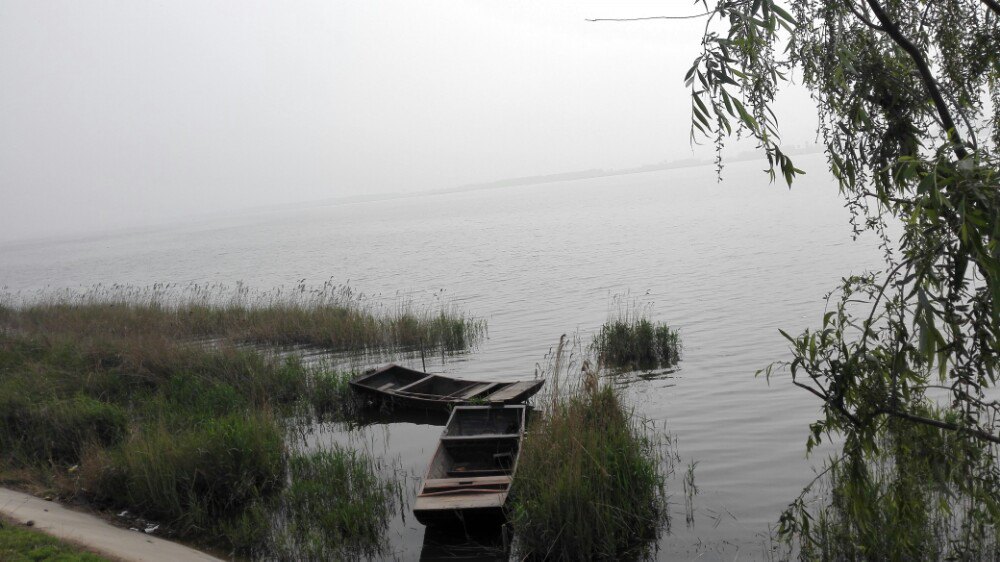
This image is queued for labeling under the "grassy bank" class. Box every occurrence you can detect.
[0,519,109,562]
[0,283,471,557]
[591,296,679,371]
[512,338,669,560]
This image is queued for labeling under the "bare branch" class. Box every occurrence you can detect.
[586,13,711,22]
[982,0,1000,17]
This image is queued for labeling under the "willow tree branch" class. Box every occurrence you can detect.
[843,0,884,31]
[876,407,1000,444]
[586,13,711,22]
[864,0,969,160]
[982,0,1000,17]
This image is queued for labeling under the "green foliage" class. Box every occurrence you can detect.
[512,340,668,560]
[779,412,1000,560]
[0,520,110,562]
[688,0,1000,553]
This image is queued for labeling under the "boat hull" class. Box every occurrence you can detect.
[349,364,544,411]
[414,406,525,527]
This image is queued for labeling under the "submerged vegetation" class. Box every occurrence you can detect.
[591,295,680,371]
[0,282,474,557]
[512,337,670,560]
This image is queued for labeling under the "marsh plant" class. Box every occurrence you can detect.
[227,445,405,561]
[512,336,670,560]
[0,282,476,556]
[0,280,486,355]
[591,294,680,372]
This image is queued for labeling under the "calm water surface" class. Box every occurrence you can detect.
[0,155,887,560]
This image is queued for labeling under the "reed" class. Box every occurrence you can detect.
[511,337,669,560]
[0,281,486,354]
[591,295,679,371]
[81,411,286,535]
[228,445,404,559]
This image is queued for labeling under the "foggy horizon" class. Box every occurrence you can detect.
[1,1,818,242]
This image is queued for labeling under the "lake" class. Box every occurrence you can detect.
[0,154,887,560]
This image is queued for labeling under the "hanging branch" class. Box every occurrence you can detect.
[864,0,970,160]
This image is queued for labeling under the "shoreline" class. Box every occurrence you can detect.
[0,487,223,562]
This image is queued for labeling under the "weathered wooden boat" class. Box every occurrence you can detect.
[413,405,525,525]
[349,364,544,411]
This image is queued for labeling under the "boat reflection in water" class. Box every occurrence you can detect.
[419,522,510,561]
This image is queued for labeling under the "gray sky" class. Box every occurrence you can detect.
[0,1,817,242]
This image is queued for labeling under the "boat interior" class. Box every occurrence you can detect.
[424,407,523,486]
[361,368,516,401]
[356,366,426,392]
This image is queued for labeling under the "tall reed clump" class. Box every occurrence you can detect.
[227,445,404,560]
[511,337,669,560]
[591,294,680,371]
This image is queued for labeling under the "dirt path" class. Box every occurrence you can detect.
[0,487,224,562]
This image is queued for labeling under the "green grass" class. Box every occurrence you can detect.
[0,283,465,557]
[591,296,680,371]
[511,339,669,560]
[0,520,109,562]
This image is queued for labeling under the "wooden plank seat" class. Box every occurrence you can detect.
[394,374,435,392]
[458,382,499,399]
[485,381,538,401]
[423,475,511,491]
[440,433,519,442]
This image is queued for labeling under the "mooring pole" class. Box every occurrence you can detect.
[420,338,427,372]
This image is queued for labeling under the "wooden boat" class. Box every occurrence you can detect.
[413,405,525,525]
[349,364,544,411]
